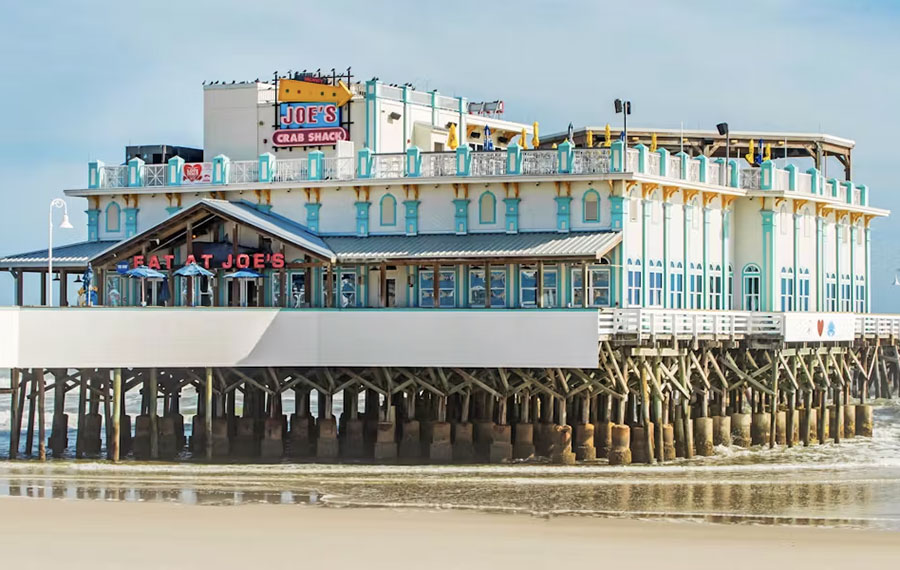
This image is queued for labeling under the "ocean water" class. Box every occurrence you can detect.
[1,378,899,529]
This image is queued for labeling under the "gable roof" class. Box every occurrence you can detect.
[0,240,118,270]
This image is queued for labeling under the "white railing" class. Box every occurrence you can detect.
[470,151,506,177]
[323,157,354,180]
[741,168,761,190]
[371,153,405,179]
[230,160,259,184]
[687,159,701,183]
[143,164,167,187]
[708,162,722,185]
[100,165,128,188]
[774,168,790,191]
[668,157,682,180]
[421,152,456,177]
[378,84,403,101]
[436,95,458,111]
[796,172,812,194]
[625,148,640,173]
[273,158,308,183]
[647,152,661,176]
[408,90,432,107]
[838,184,848,203]
[852,187,862,205]
[598,308,784,340]
[857,315,900,337]
[522,150,558,176]
[572,148,611,175]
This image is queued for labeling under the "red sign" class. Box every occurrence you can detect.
[182,162,212,184]
[133,253,286,271]
[272,127,348,147]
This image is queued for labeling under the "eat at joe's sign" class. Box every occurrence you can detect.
[132,253,286,270]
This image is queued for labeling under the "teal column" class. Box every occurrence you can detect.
[793,213,800,311]
[721,208,730,309]
[850,224,858,312]
[402,86,409,152]
[641,199,649,306]
[865,226,871,312]
[452,199,469,235]
[365,80,378,152]
[305,203,321,233]
[761,210,775,311]
[123,207,139,238]
[554,195,572,233]
[835,220,842,310]
[815,217,824,310]
[702,207,710,309]
[610,191,628,307]
[166,205,182,216]
[403,199,420,236]
[503,197,520,234]
[662,202,671,307]
[355,201,371,236]
[86,209,100,242]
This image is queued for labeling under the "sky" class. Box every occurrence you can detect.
[1,0,899,309]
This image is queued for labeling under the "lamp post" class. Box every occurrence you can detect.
[614,99,632,151]
[47,198,74,307]
[716,122,730,185]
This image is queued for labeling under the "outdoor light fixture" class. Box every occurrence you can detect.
[614,98,632,151]
[716,122,730,184]
[388,111,401,121]
[47,198,73,307]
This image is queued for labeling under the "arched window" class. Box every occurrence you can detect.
[478,191,496,224]
[583,189,600,223]
[380,194,397,226]
[689,262,703,308]
[648,260,663,306]
[669,261,684,309]
[798,268,811,311]
[727,264,734,310]
[626,259,642,306]
[779,267,794,311]
[742,264,761,311]
[106,201,121,233]
[708,264,722,309]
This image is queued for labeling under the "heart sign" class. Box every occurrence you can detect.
[816,319,824,336]
[184,163,202,182]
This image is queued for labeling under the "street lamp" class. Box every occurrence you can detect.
[614,99,632,150]
[47,198,73,307]
[717,122,730,185]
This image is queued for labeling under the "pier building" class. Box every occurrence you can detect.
[0,70,897,465]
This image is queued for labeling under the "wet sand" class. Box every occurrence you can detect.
[1,497,897,569]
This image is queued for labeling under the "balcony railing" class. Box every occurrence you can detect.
[85,145,870,207]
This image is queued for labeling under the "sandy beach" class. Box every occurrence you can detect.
[0,497,897,569]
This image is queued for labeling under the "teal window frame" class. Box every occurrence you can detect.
[582,189,600,223]
[420,267,457,308]
[669,262,684,308]
[380,194,397,226]
[478,191,496,224]
[105,201,122,233]
[742,264,760,311]
[647,260,663,306]
[779,267,794,311]
[689,263,703,308]
[519,265,559,308]
[708,264,722,310]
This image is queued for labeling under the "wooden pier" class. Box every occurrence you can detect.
[5,309,897,464]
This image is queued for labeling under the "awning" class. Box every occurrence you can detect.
[0,240,118,270]
[324,231,621,263]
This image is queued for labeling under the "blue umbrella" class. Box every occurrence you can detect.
[484,125,494,151]
[158,275,171,304]
[174,262,214,277]
[223,269,263,279]
[82,262,94,306]
[125,265,165,279]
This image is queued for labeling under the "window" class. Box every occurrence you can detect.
[855,277,865,312]
[626,259,642,306]
[779,267,794,311]
[648,261,663,306]
[469,267,507,307]
[520,266,559,308]
[420,268,456,308]
[478,192,496,224]
[572,263,611,307]
[272,272,307,307]
[669,262,684,309]
[727,264,734,310]
[106,202,121,233]
[825,273,837,311]
[689,263,703,308]
[322,268,357,307]
[708,264,722,310]
[743,264,761,311]
[798,268,810,311]
[840,275,851,312]
[583,190,600,223]
[380,194,397,226]
[106,276,123,306]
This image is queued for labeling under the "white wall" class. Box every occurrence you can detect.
[0,307,600,369]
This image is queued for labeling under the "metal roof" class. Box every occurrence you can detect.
[0,240,118,270]
[324,231,621,263]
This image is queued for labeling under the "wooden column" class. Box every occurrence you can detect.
[278,248,287,307]
[37,368,45,461]
[59,271,68,307]
[9,369,19,459]
[149,368,159,459]
[25,371,36,456]
[186,222,194,307]
[769,351,779,449]
[231,224,239,306]
[326,264,335,308]
[537,262,544,308]
[432,262,440,308]
[76,371,86,458]
[485,262,492,308]
[13,370,26,457]
[640,361,655,464]
[15,271,24,306]
[111,368,122,462]
[205,367,213,460]
[97,268,105,305]
[380,262,388,308]
[40,272,47,306]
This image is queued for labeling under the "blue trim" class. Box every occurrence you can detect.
[582,189,601,223]
[554,195,572,233]
[503,197,520,234]
[453,198,470,235]
[105,201,122,233]
[86,209,100,242]
[123,207,138,238]
[478,191,496,224]
[379,194,397,226]
[403,199,420,236]
[305,203,322,234]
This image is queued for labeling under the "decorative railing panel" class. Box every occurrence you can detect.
[522,151,558,176]
[470,151,506,177]
[230,161,259,184]
[273,159,308,183]
[421,152,456,178]
[371,153,405,179]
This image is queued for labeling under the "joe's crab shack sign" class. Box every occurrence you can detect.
[128,253,286,271]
